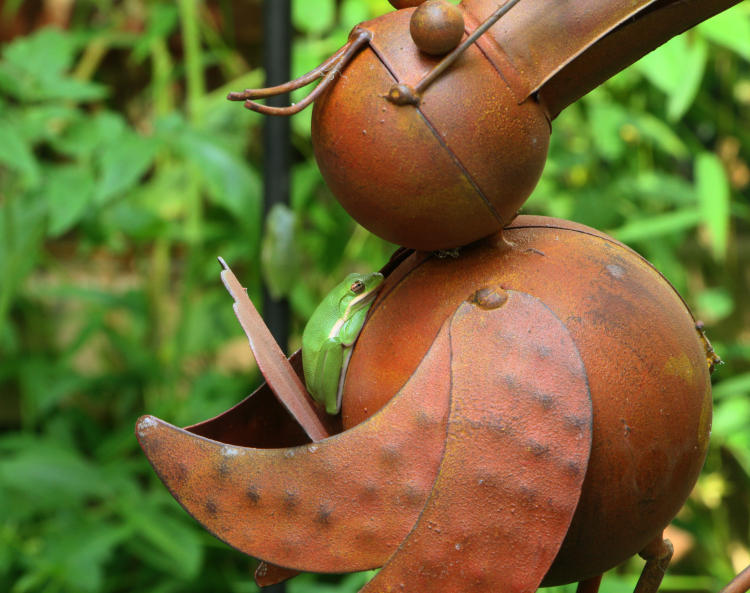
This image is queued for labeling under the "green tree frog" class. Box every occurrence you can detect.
[302,272,385,414]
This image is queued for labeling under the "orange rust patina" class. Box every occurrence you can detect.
[343,216,714,584]
[361,292,593,592]
[137,321,453,574]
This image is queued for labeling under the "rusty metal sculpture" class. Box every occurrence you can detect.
[137,1,749,593]
[229,0,740,251]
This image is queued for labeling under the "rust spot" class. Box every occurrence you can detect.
[534,390,555,410]
[537,344,552,358]
[175,462,189,484]
[283,489,299,511]
[414,409,436,429]
[469,287,508,310]
[402,484,426,507]
[361,481,380,499]
[565,414,589,432]
[381,444,402,466]
[566,461,582,477]
[246,486,260,504]
[528,440,550,457]
[316,504,334,525]
[503,373,519,390]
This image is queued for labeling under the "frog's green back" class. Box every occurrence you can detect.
[301,272,383,412]
[301,274,364,396]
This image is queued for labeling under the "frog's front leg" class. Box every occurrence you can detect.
[311,338,345,414]
[339,306,371,347]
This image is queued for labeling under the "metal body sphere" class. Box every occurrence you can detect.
[312,7,551,251]
[342,217,715,585]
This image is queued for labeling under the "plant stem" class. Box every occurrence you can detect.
[178,0,206,123]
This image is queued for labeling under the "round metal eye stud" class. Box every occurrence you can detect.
[410,0,465,56]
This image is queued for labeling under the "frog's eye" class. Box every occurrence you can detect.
[351,280,366,294]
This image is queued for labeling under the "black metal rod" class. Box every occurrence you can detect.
[261,0,292,356]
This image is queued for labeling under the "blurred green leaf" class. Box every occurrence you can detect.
[713,372,750,401]
[288,571,376,593]
[609,209,702,243]
[0,198,45,331]
[0,118,39,188]
[636,34,708,120]
[712,397,750,439]
[262,204,301,299]
[0,438,108,511]
[95,131,158,205]
[695,152,731,260]
[119,500,203,580]
[1,27,76,76]
[52,111,128,159]
[629,111,689,158]
[44,164,96,236]
[587,100,627,161]
[0,28,106,102]
[698,5,750,61]
[14,518,130,593]
[161,120,262,225]
[695,287,734,324]
[293,0,336,34]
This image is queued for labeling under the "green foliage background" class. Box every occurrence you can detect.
[0,1,748,592]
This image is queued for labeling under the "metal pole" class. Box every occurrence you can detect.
[262,0,292,354]
[260,0,291,589]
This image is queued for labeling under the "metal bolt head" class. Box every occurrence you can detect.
[410,0,465,56]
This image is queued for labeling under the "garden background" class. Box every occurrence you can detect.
[0,0,749,592]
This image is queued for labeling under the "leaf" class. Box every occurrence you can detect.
[132,4,180,62]
[635,33,708,121]
[629,111,689,158]
[712,397,750,440]
[695,287,734,324]
[52,111,127,158]
[0,438,108,510]
[340,0,372,26]
[119,500,203,579]
[0,118,39,188]
[713,372,750,401]
[1,27,76,77]
[292,0,336,34]
[262,204,300,299]
[13,517,130,593]
[0,28,106,102]
[0,198,45,331]
[586,100,627,161]
[609,209,702,243]
[698,5,750,61]
[695,152,731,260]
[288,571,376,593]
[44,163,96,236]
[95,130,158,204]
[175,126,262,224]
